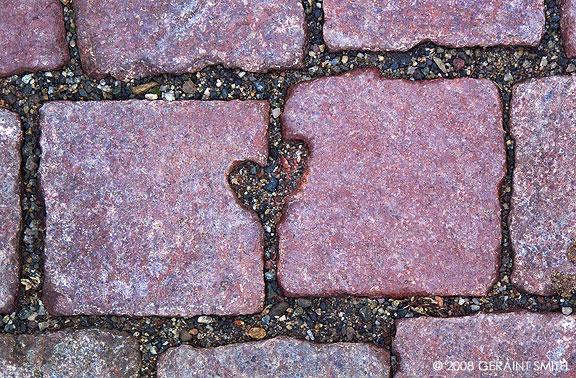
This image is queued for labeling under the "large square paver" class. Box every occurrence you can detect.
[279,69,505,298]
[40,100,268,316]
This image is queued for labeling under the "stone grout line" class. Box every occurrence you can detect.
[0,0,574,376]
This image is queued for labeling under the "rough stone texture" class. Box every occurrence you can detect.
[0,109,21,313]
[279,69,505,297]
[0,329,140,377]
[74,0,306,80]
[510,76,576,295]
[157,337,390,378]
[323,0,545,51]
[394,312,576,377]
[0,0,69,77]
[562,0,576,57]
[40,100,268,316]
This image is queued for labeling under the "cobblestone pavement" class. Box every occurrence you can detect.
[1,0,576,377]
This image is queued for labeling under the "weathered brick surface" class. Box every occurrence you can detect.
[0,329,140,377]
[40,100,268,316]
[562,0,576,57]
[323,0,545,51]
[157,337,390,378]
[0,0,68,77]
[393,312,576,377]
[0,109,21,313]
[279,69,505,297]
[73,0,306,80]
[510,76,576,295]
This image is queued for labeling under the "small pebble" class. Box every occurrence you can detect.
[247,327,266,339]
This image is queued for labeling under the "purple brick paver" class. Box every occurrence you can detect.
[73,0,306,80]
[323,0,545,51]
[0,0,69,77]
[393,312,576,377]
[0,109,21,313]
[510,76,576,295]
[157,337,390,378]
[562,0,576,57]
[0,329,140,377]
[40,100,268,316]
[279,69,505,298]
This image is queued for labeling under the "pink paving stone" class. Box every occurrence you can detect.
[393,312,576,377]
[0,0,69,77]
[0,109,21,313]
[0,329,140,377]
[323,0,545,52]
[157,337,390,378]
[510,76,576,295]
[40,100,268,316]
[73,0,306,80]
[278,69,505,298]
[562,0,576,57]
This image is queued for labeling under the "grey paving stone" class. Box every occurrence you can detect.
[0,329,140,377]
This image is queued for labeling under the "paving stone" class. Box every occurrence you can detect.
[0,109,21,313]
[40,100,268,316]
[279,69,505,297]
[562,0,576,57]
[73,0,306,80]
[0,329,140,377]
[323,0,545,51]
[393,312,576,377]
[0,0,69,77]
[157,337,390,378]
[510,76,576,295]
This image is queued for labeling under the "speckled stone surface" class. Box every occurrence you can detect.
[0,0,69,77]
[510,76,576,295]
[40,100,268,316]
[394,312,576,377]
[0,329,140,377]
[562,0,576,57]
[157,337,390,378]
[0,109,21,313]
[323,0,545,51]
[74,0,306,80]
[279,69,505,298]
